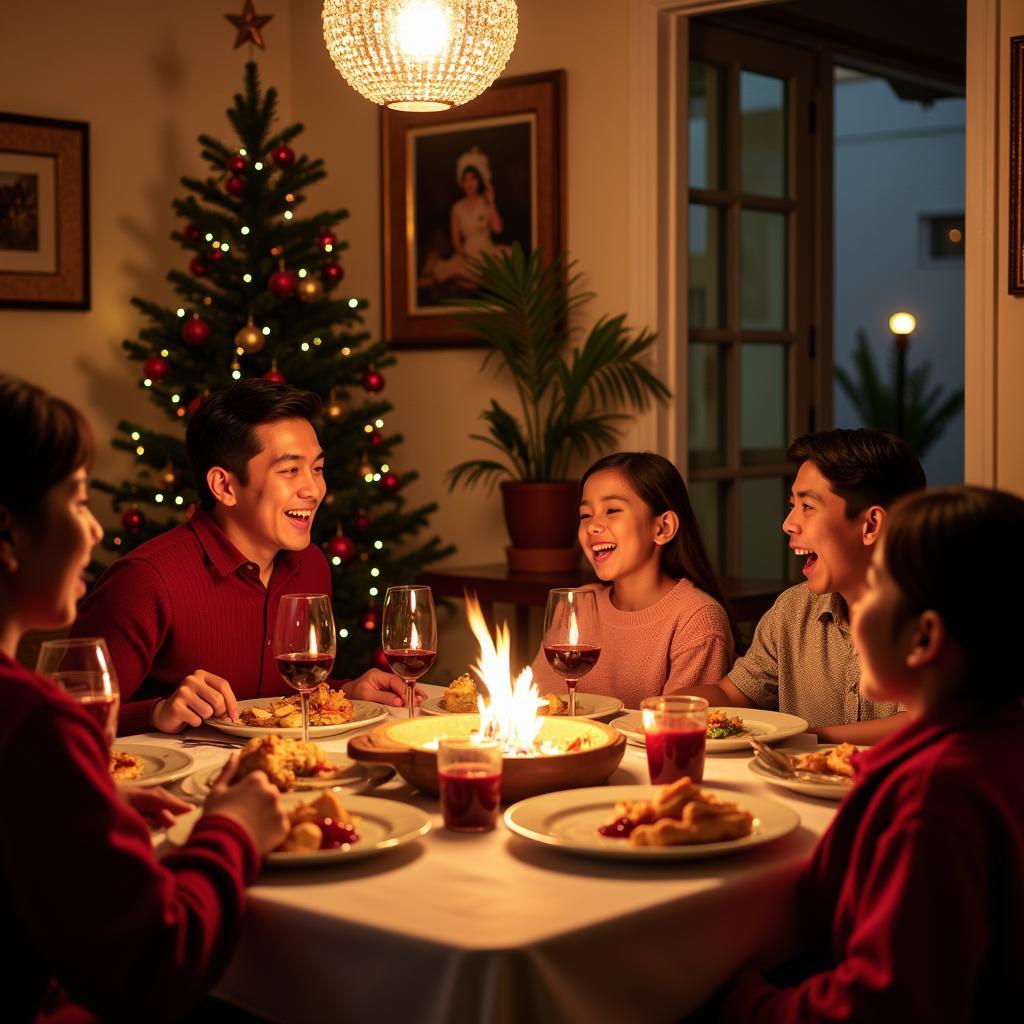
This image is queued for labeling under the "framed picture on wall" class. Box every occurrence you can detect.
[382,70,565,348]
[0,112,90,310]
[1010,36,1024,294]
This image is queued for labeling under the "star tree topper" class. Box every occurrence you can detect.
[225,0,272,50]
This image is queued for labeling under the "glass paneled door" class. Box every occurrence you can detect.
[687,23,819,580]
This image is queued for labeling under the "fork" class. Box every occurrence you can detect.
[749,737,797,778]
[179,737,246,750]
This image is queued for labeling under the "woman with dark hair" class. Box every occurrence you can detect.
[531,452,737,707]
[0,374,288,1021]
[721,486,1024,1022]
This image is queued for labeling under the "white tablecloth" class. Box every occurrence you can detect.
[138,690,839,1023]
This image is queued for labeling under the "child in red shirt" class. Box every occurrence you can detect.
[721,486,1024,1022]
[0,375,288,1022]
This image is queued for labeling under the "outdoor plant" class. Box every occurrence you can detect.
[447,244,670,488]
[835,329,964,458]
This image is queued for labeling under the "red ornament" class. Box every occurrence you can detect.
[187,394,206,416]
[369,431,383,447]
[189,256,208,277]
[226,174,246,197]
[271,144,295,169]
[321,261,344,287]
[354,513,370,534]
[327,534,357,564]
[121,507,145,533]
[362,369,385,393]
[228,154,247,174]
[183,223,202,242]
[379,471,401,495]
[317,230,337,250]
[372,647,390,672]
[209,247,224,263]
[360,607,379,632]
[268,267,298,298]
[143,355,169,382]
[263,366,285,383]
[181,315,211,347]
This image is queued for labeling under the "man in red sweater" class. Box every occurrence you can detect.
[73,380,411,735]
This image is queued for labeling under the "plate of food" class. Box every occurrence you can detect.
[110,743,194,788]
[504,779,799,861]
[422,674,624,721]
[167,790,431,867]
[206,684,389,738]
[177,736,394,801]
[612,707,809,752]
[747,742,859,800]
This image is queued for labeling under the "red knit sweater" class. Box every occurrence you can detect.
[0,652,258,1023]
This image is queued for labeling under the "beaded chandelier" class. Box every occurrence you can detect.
[322,0,518,112]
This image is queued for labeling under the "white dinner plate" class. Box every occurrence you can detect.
[747,745,858,801]
[111,742,194,788]
[504,785,799,861]
[420,692,624,721]
[167,792,431,867]
[207,698,389,739]
[612,707,809,753]
[177,759,394,801]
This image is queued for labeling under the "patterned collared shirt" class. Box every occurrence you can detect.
[728,584,902,727]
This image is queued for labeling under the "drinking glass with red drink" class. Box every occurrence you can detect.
[640,695,709,784]
[273,594,336,745]
[437,737,503,832]
[542,588,601,717]
[37,638,120,747]
[382,585,437,719]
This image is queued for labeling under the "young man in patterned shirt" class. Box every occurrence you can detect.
[690,428,926,744]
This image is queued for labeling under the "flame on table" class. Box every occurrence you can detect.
[465,592,545,752]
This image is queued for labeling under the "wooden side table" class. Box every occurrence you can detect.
[418,564,789,663]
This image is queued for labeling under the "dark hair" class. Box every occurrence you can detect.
[186,379,322,509]
[581,452,740,649]
[786,428,926,517]
[883,486,1024,698]
[0,373,94,517]
[460,165,484,188]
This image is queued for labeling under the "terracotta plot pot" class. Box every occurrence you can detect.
[500,480,580,572]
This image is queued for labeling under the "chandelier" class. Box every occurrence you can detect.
[322,0,518,112]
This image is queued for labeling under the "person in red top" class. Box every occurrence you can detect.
[72,379,414,735]
[720,486,1024,1023]
[0,374,288,1022]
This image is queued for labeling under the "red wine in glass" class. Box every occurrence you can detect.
[384,649,437,679]
[37,640,120,749]
[275,652,335,691]
[542,589,602,717]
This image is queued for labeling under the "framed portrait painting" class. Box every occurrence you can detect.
[382,70,565,348]
[0,113,90,310]
[1011,37,1024,294]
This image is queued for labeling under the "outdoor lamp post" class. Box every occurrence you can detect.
[888,311,917,438]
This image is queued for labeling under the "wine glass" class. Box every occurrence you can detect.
[273,594,336,746]
[382,585,437,719]
[543,588,601,717]
[37,638,120,747]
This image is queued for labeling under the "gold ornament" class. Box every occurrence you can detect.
[358,456,374,478]
[159,462,177,487]
[323,0,518,112]
[234,317,265,353]
[325,388,344,420]
[297,276,324,303]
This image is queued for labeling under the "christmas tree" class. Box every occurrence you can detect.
[94,63,452,675]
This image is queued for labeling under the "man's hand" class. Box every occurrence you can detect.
[346,668,424,708]
[202,754,289,855]
[151,670,239,733]
[121,785,193,829]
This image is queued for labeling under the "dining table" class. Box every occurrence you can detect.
[138,685,842,1024]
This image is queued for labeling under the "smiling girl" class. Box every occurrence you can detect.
[0,375,288,1021]
[530,453,737,707]
[721,486,1024,1022]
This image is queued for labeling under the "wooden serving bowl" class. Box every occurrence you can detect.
[347,714,626,803]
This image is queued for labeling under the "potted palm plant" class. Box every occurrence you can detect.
[447,245,670,571]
